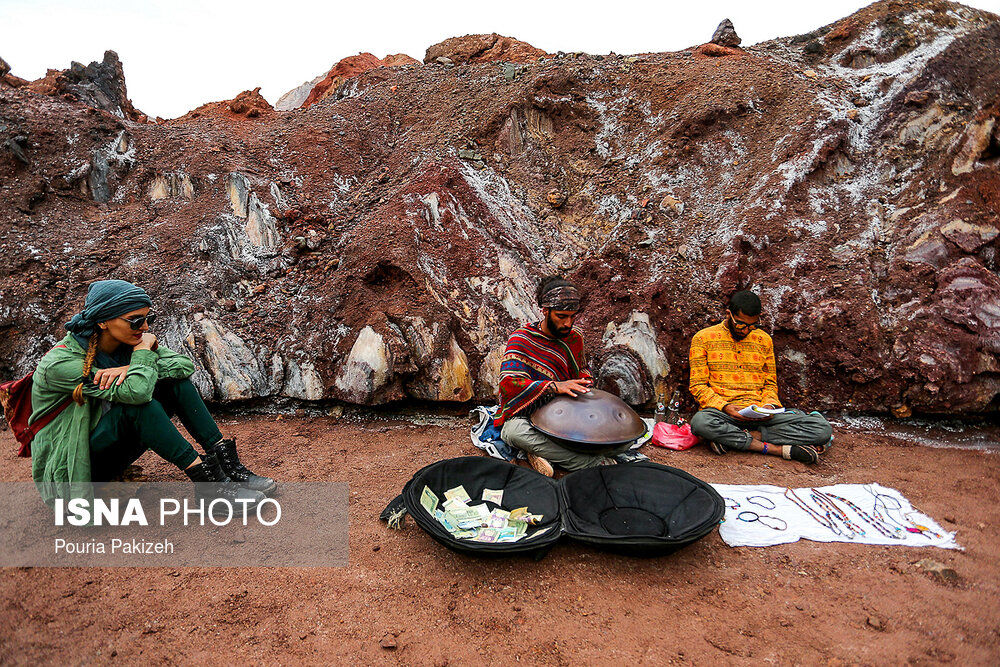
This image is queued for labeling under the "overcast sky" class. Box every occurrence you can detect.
[2,0,998,119]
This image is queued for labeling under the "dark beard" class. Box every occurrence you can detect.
[545,313,572,339]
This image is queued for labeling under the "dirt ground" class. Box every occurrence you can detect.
[1,412,998,665]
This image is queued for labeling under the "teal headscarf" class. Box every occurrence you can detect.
[65,280,153,367]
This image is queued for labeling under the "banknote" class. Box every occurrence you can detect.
[420,486,439,515]
[442,497,470,512]
[473,528,500,543]
[509,507,529,521]
[497,526,525,542]
[525,525,554,540]
[482,488,504,505]
[507,519,528,536]
[444,486,472,503]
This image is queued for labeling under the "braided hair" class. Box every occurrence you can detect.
[72,333,99,406]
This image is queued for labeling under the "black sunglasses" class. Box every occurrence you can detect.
[119,313,156,330]
[728,312,758,330]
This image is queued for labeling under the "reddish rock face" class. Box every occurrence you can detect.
[228,87,274,118]
[423,33,549,65]
[298,53,420,109]
[1,0,998,416]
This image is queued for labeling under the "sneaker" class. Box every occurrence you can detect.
[782,445,820,464]
[526,453,554,477]
[613,451,649,464]
[707,441,728,455]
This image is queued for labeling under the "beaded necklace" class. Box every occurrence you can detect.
[746,495,776,510]
[784,488,841,535]
[810,489,863,538]
[736,510,787,531]
[864,485,941,538]
[824,492,903,540]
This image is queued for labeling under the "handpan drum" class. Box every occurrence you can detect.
[531,388,646,452]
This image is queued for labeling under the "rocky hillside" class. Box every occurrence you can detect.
[1,0,998,415]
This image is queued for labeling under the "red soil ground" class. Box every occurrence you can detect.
[1,414,998,664]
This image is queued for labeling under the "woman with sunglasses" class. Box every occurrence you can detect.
[29,279,275,503]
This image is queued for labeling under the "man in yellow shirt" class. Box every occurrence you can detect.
[688,291,832,464]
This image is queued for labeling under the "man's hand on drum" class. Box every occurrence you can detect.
[553,377,593,397]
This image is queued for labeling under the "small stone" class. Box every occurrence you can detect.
[916,558,959,582]
[380,634,397,650]
[435,56,453,66]
[711,19,742,48]
[891,404,912,418]
[804,40,822,55]
[853,97,869,107]
[221,299,237,312]
[866,615,887,632]
[372,545,381,552]
[803,69,818,78]
[659,195,684,216]
[546,189,567,208]
[847,109,860,121]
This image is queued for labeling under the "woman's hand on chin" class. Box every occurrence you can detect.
[134,332,158,351]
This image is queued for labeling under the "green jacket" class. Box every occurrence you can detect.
[29,333,195,497]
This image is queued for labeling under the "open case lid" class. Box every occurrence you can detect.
[556,461,725,556]
[398,457,723,558]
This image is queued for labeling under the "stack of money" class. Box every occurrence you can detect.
[420,485,551,543]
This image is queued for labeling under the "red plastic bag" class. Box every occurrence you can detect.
[650,422,700,450]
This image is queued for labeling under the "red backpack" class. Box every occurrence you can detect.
[1,348,74,457]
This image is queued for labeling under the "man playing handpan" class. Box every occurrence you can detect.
[495,276,633,476]
[688,290,832,464]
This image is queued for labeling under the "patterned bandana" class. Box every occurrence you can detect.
[538,284,581,311]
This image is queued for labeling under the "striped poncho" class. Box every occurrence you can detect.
[494,323,591,427]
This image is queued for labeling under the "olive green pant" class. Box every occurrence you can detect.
[500,417,632,471]
[89,379,222,481]
[689,408,832,451]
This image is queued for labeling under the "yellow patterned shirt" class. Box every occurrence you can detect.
[688,321,781,411]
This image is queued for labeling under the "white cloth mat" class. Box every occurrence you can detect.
[711,483,961,550]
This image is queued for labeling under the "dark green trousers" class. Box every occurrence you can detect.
[89,379,222,481]
[689,408,832,451]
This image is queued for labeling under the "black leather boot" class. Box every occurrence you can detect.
[184,452,266,512]
[208,438,277,495]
